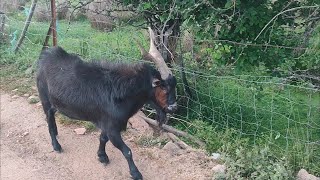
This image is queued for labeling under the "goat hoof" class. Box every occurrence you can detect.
[53,143,62,153]
[131,171,142,180]
[98,155,110,165]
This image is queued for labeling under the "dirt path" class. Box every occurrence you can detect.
[1,93,215,180]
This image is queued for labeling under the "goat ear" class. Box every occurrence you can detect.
[152,78,161,87]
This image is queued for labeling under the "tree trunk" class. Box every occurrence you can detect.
[151,19,181,65]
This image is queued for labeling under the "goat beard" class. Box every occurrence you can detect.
[148,101,168,127]
[156,109,168,127]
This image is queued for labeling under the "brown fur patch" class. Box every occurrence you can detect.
[155,87,167,109]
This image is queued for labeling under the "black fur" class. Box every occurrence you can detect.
[36,47,177,180]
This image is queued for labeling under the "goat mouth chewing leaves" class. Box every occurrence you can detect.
[166,102,178,113]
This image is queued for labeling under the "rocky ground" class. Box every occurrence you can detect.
[1,92,220,180]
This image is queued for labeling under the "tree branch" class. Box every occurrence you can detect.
[139,114,205,147]
[255,5,320,41]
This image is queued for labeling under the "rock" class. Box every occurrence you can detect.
[212,164,226,174]
[165,132,189,149]
[36,102,42,108]
[25,67,33,75]
[6,131,14,137]
[22,132,29,137]
[162,141,181,156]
[11,95,20,99]
[23,93,30,97]
[12,88,18,92]
[297,169,319,180]
[31,86,37,91]
[28,95,39,104]
[211,153,221,160]
[74,128,86,135]
[128,111,153,135]
[18,131,29,138]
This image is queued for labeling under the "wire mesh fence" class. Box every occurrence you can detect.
[1,0,319,175]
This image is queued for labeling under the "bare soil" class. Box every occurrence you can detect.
[1,93,216,180]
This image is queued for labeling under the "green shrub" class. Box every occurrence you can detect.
[185,120,294,179]
[217,145,294,180]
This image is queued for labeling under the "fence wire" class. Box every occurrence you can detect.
[1,0,319,174]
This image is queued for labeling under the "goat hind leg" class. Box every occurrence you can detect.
[97,131,109,165]
[51,108,58,136]
[47,108,62,152]
[108,130,142,180]
[37,82,60,151]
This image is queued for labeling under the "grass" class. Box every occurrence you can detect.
[1,15,148,75]
[135,135,168,148]
[56,113,96,132]
[173,71,320,175]
[1,11,319,177]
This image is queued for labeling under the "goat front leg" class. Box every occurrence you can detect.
[97,131,109,165]
[107,130,142,180]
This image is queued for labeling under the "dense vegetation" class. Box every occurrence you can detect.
[122,0,319,74]
[1,0,319,178]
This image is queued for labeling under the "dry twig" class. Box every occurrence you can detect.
[138,114,206,148]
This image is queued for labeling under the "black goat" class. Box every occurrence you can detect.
[36,29,177,180]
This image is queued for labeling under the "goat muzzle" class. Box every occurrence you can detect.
[166,102,177,113]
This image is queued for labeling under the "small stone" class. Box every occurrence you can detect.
[163,141,180,150]
[28,95,39,104]
[162,141,181,156]
[211,153,221,160]
[297,169,319,180]
[18,131,29,138]
[36,102,42,108]
[23,93,30,97]
[12,89,18,92]
[74,128,86,135]
[22,132,29,137]
[165,133,189,149]
[6,131,14,137]
[25,67,33,75]
[212,164,226,174]
[11,95,19,99]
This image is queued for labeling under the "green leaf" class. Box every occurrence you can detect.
[143,2,151,10]
[225,0,233,8]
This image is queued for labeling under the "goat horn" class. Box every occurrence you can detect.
[134,37,154,62]
[135,28,172,79]
[147,27,172,79]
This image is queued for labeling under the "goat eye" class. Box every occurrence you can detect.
[160,86,167,91]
